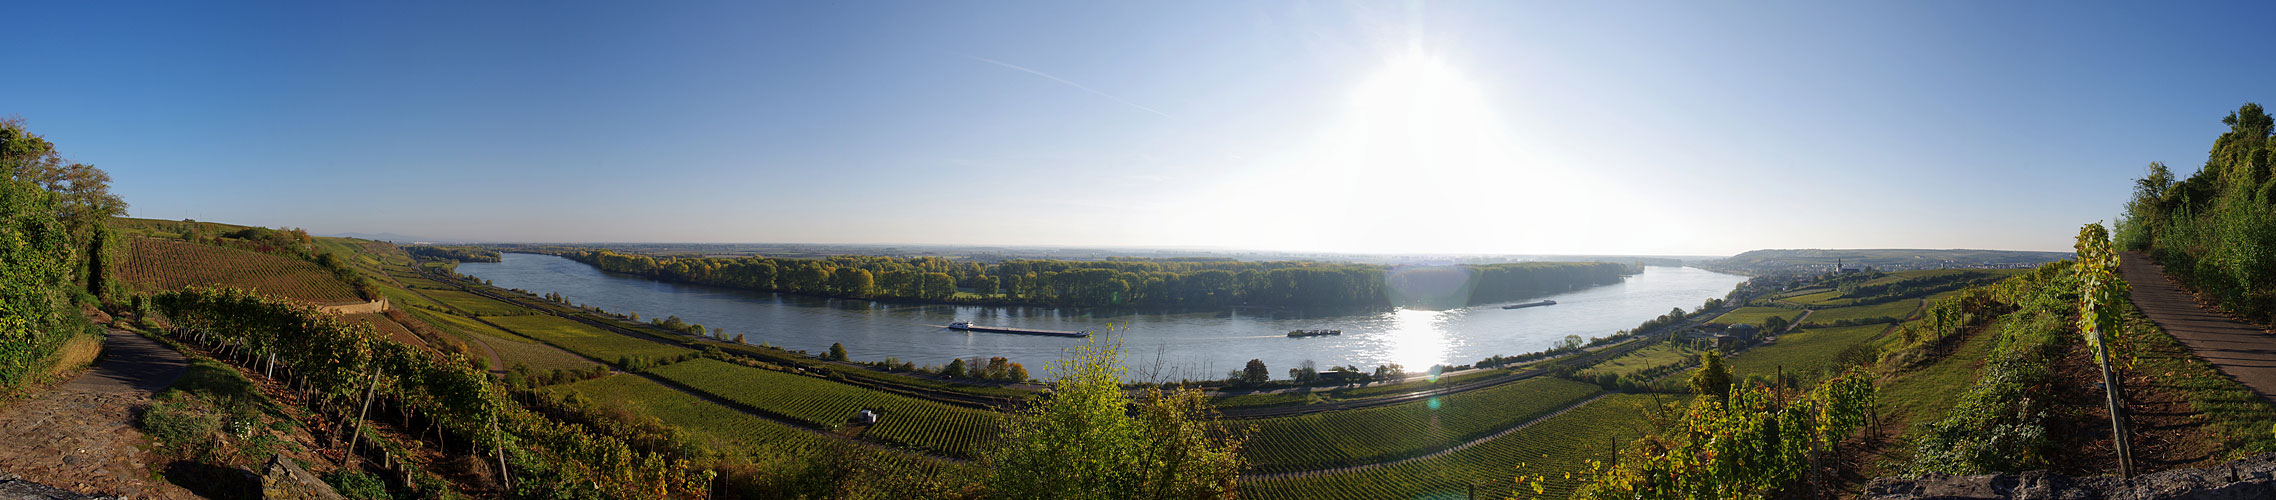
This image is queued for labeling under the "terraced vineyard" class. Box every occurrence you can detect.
[649,358,1004,457]
[1242,377,1602,473]
[1241,394,1673,500]
[480,314,693,361]
[119,237,364,304]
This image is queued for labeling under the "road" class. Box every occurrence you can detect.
[2119,252,2276,404]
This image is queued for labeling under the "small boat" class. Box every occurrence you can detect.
[947,320,1090,338]
[1286,329,1342,338]
[1502,299,1557,310]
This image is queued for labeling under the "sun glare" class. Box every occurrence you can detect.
[1175,49,1670,254]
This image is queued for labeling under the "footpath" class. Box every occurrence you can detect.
[2118,252,2276,403]
[0,329,197,499]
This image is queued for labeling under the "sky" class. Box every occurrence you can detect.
[5,1,2272,256]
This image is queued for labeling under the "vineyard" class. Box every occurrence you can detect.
[648,358,1005,458]
[1212,369,1508,409]
[1241,377,1603,473]
[1803,299,1921,323]
[411,310,596,371]
[422,289,532,316]
[1241,394,1672,500]
[480,314,694,361]
[120,237,364,305]
[548,374,844,459]
[1723,324,1888,381]
[344,312,426,349]
[1708,306,1802,325]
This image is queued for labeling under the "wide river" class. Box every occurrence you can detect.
[456,253,1747,381]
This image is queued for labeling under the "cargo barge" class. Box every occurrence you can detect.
[1286,329,1342,338]
[1501,299,1557,310]
[947,321,1090,338]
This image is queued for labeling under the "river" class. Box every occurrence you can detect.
[454,253,1747,381]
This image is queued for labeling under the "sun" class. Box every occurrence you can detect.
[1167,48,1668,255]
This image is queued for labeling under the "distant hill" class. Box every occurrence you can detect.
[1706,248,2071,275]
[325,232,465,244]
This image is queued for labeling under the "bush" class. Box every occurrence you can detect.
[322,470,393,500]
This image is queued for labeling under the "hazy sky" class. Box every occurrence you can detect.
[7,1,2271,255]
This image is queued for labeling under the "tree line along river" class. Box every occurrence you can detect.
[453,253,1748,381]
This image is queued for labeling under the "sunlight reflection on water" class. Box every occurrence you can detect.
[1377,308,1456,371]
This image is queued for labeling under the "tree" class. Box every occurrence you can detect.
[1762,315,1790,334]
[827,342,848,362]
[1241,359,1269,385]
[985,335,1245,499]
[1288,360,1319,384]
[1557,334,1585,351]
[1689,352,1731,399]
[943,358,967,378]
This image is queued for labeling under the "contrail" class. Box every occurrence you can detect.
[964,55,1170,118]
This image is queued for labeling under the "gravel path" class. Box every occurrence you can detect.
[0,329,197,499]
[2119,252,2276,404]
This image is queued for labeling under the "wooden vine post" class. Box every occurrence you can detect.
[2075,223,2134,476]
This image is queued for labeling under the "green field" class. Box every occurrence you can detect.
[1575,341,1699,379]
[1709,306,1804,326]
[1726,324,1887,381]
[1241,377,1602,473]
[649,358,1004,458]
[1240,393,1675,500]
[422,289,531,316]
[1807,299,1921,323]
[1875,323,1995,427]
[413,310,596,371]
[480,314,693,361]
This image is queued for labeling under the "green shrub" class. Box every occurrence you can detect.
[322,470,392,500]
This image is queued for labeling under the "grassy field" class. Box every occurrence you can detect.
[1725,324,1887,382]
[1576,341,1699,378]
[1874,322,1995,428]
[1709,306,1804,326]
[421,289,532,316]
[119,237,365,305]
[412,310,595,371]
[649,358,1004,458]
[1239,393,1678,500]
[1774,287,1831,299]
[1241,377,1603,473]
[1807,299,1921,323]
[480,314,692,361]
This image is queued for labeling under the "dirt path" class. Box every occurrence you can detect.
[2119,252,2276,404]
[0,329,198,499]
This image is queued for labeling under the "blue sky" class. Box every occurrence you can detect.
[5,1,2269,255]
